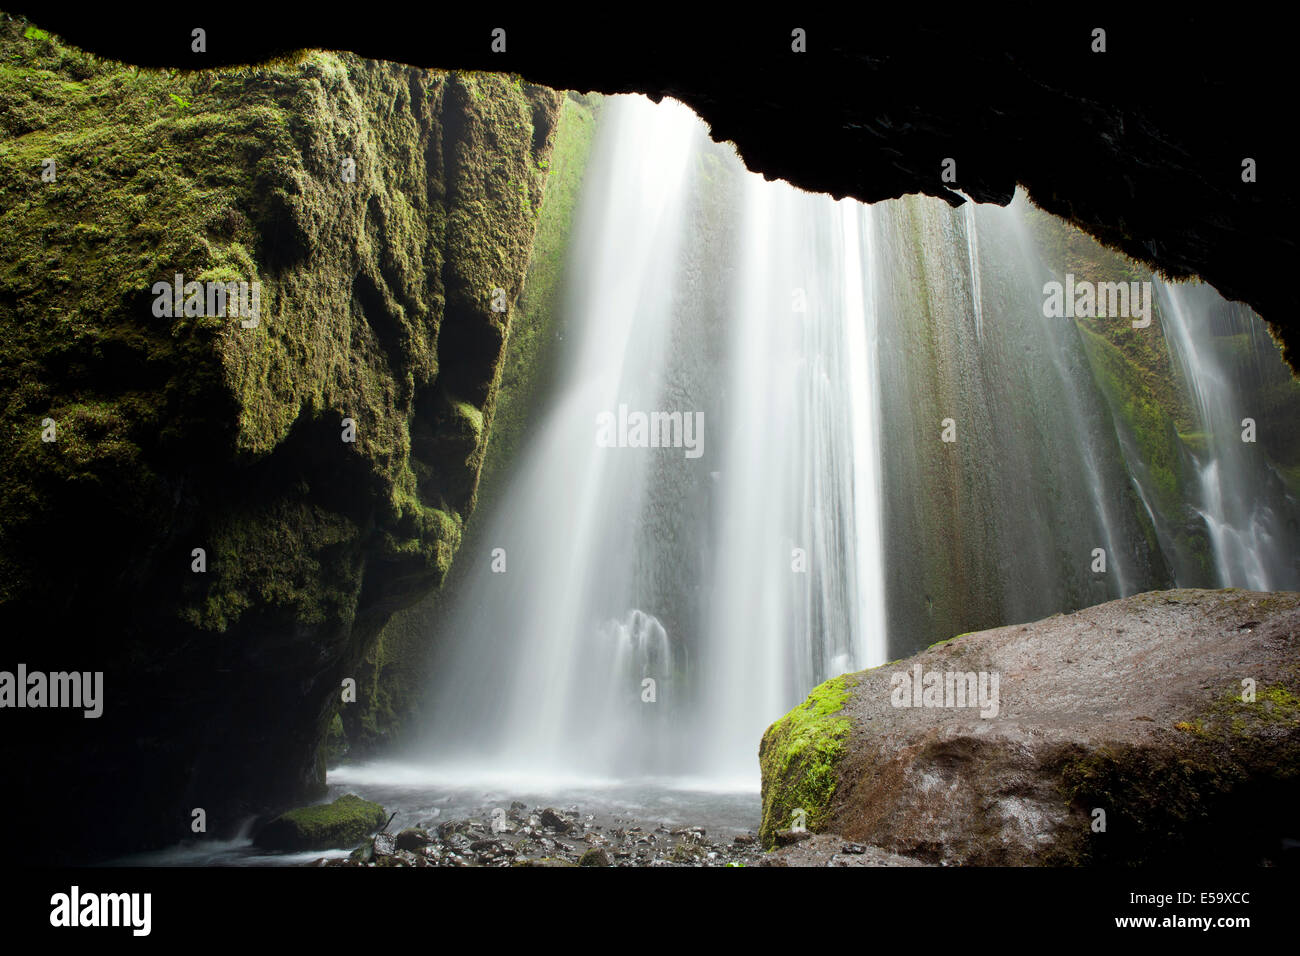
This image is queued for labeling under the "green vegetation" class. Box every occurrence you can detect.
[0,18,562,826]
[1079,328,1187,514]
[255,793,387,850]
[0,17,558,625]
[926,631,970,650]
[758,674,856,847]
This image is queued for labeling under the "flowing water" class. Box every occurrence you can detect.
[1157,282,1300,591]
[407,96,896,796]
[152,94,1298,862]
[388,93,1298,816]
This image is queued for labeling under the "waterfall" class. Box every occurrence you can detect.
[414,96,704,782]
[411,96,890,788]
[696,176,888,779]
[1156,282,1300,591]
[402,95,1299,794]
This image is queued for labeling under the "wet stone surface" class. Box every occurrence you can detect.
[314,803,768,867]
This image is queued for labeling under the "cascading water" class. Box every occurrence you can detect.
[408,95,890,789]
[413,96,705,783]
[696,178,887,779]
[371,94,1299,811]
[1156,282,1300,591]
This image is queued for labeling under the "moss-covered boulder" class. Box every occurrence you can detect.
[255,794,387,851]
[578,846,611,867]
[0,19,561,860]
[762,589,1300,865]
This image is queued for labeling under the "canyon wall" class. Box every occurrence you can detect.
[0,21,560,858]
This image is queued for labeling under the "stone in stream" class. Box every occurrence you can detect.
[579,847,612,866]
[670,841,707,864]
[395,828,433,851]
[514,857,576,867]
[254,794,387,851]
[348,841,374,865]
[445,834,473,853]
[539,807,570,831]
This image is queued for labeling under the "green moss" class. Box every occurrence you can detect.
[1201,682,1300,736]
[926,631,970,650]
[758,674,856,848]
[0,19,559,615]
[254,793,387,850]
[323,712,347,764]
[1080,329,1186,513]
[0,19,564,833]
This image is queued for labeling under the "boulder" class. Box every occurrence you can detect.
[761,589,1300,865]
[539,807,569,832]
[395,828,433,851]
[254,794,387,851]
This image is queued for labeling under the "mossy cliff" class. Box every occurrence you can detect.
[339,91,602,756]
[0,20,561,859]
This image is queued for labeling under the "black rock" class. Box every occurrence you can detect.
[540,807,569,831]
[395,828,434,851]
[773,829,813,847]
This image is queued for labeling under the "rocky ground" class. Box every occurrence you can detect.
[311,802,768,867]
[306,806,941,867]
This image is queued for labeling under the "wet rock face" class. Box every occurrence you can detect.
[0,21,561,860]
[15,11,1297,371]
[763,589,1300,865]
